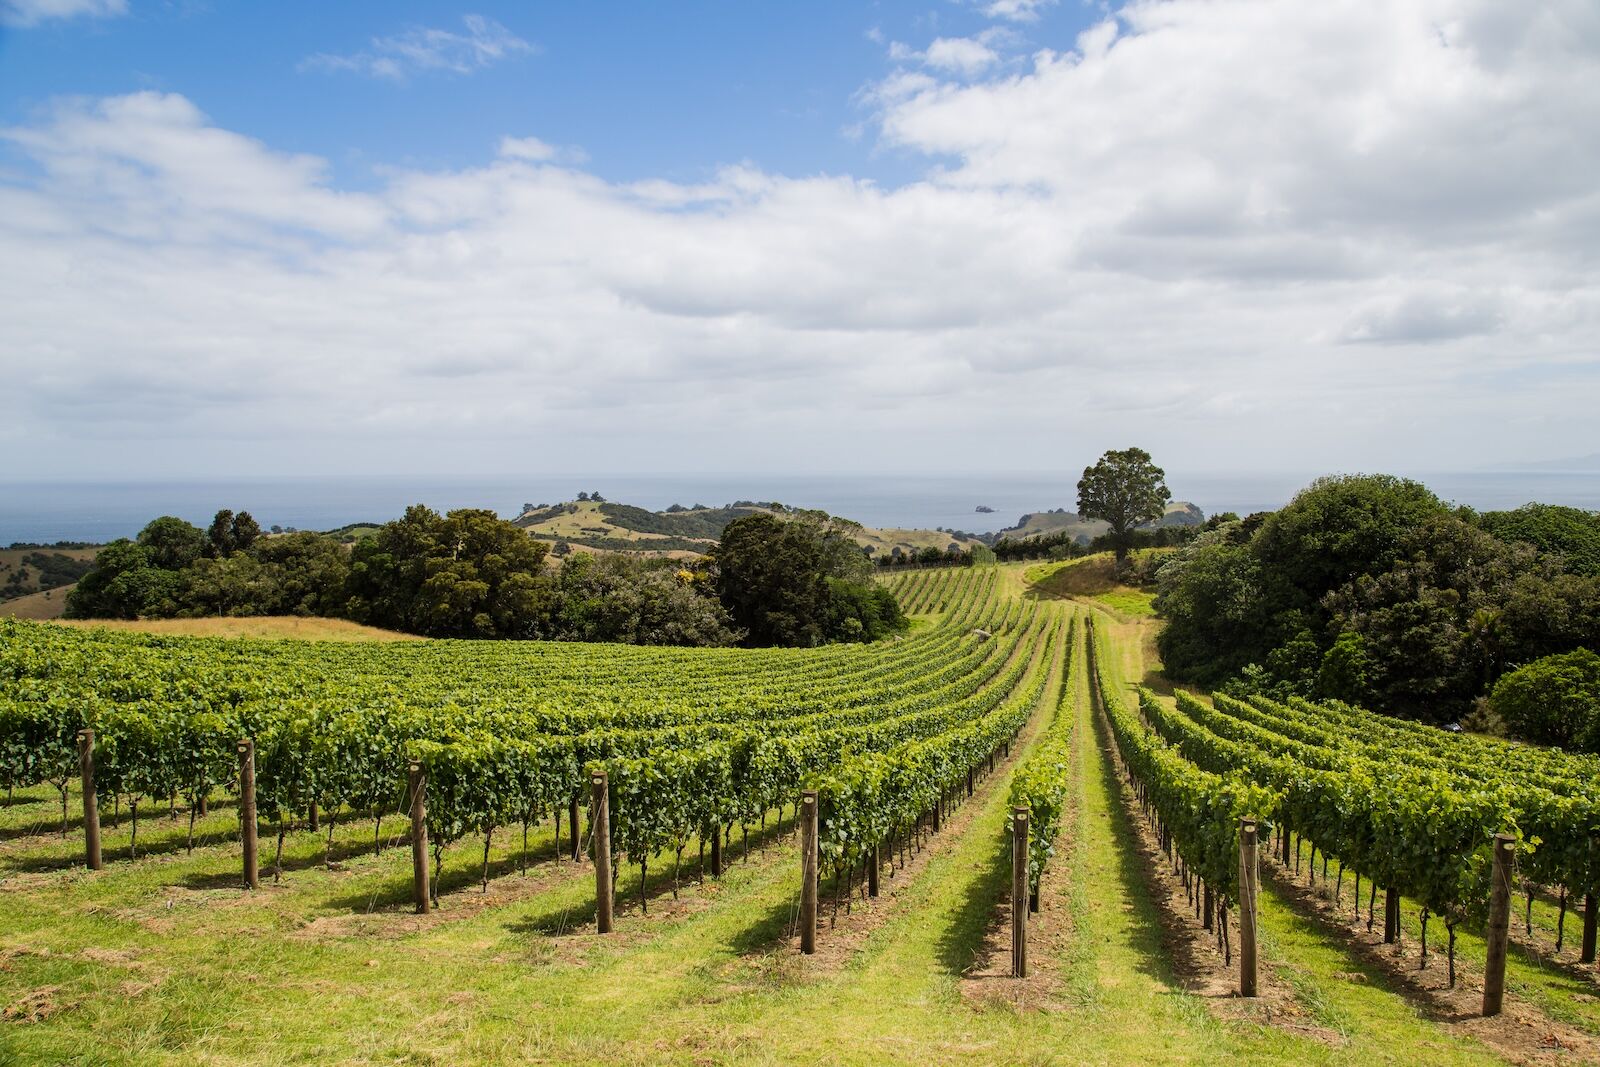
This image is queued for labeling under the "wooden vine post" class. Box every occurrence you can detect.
[78,729,101,871]
[1238,818,1259,997]
[1384,887,1400,944]
[1583,837,1598,965]
[711,823,723,878]
[592,771,613,934]
[1483,832,1515,1017]
[1012,806,1029,978]
[408,761,430,914]
[800,790,818,955]
[868,842,879,899]
[569,795,581,863]
[238,739,259,890]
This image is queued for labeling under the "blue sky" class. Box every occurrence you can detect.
[2,2,1097,189]
[2,1,1597,482]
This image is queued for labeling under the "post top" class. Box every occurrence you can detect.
[592,773,605,784]
[408,760,421,772]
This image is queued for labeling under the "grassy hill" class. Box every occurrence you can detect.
[996,501,1204,544]
[513,499,982,559]
[0,546,97,603]
[0,583,76,620]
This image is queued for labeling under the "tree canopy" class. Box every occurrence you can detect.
[1156,474,1600,723]
[1490,648,1600,752]
[712,512,903,647]
[1077,447,1171,563]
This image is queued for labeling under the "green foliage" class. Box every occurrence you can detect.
[345,506,549,638]
[1007,618,1077,893]
[1076,447,1171,563]
[0,567,1021,885]
[541,553,738,646]
[712,512,896,647]
[1156,474,1600,724]
[1479,504,1600,577]
[1490,649,1600,752]
[64,539,182,619]
[136,516,207,570]
[1092,622,1277,898]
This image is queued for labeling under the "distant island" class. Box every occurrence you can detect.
[975,505,995,513]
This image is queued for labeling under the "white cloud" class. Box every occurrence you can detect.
[923,37,1001,75]
[302,15,534,80]
[885,34,1006,77]
[978,0,1055,23]
[497,135,588,166]
[1,0,124,27]
[3,0,1599,479]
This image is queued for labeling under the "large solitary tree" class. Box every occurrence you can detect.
[1077,447,1171,564]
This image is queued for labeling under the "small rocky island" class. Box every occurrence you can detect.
[974,505,995,513]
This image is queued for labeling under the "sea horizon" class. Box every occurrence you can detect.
[2,469,1596,546]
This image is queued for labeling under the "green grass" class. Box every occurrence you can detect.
[1091,589,1156,617]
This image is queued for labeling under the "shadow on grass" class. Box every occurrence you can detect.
[1085,689,1186,989]
[934,816,1013,976]
[726,893,800,955]
[1258,862,1477,1025]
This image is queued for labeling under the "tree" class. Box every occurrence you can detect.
[712,512,901,647]
[231,511,262,553]
[1490,649,1600,751]
[64,540,181,619]
[136,516,207,570]
[206,509,236,557]
[344,506,550,638]
[1077,447,1170,564]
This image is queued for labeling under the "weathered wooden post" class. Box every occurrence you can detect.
[1583,839,1598,965]
[711,823,723,878]
[569,795,581,863]
[238,739,258,890]
[868,842,880,898]
[78,729,102,871]
[1012,806,1030,978]
[1483,833,1515,1017]
[800,791,818,955]
[408,761,429,914]
[592,771,613,934]
[1239,818,1259,997]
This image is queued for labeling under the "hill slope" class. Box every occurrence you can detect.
[513,499,982,559]
[996,501,1204,544]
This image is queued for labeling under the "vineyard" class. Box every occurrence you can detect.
[0,564,1598,1064]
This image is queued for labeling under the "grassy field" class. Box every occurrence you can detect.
[48,616,418,642]
[1023,553,1160,619]
[0,570,1590,1064]
[0,585,74,621]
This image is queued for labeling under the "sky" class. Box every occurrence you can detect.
[2,0,1598,481]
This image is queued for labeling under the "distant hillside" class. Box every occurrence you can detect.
[511,499,981,559]
[0,584,75,620]
[0,546,97,603]
[995,501,1204,545]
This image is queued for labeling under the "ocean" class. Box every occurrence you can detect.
[1,471,1596,546]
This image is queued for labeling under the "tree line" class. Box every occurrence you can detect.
[66,506,904,648]
[1154,474,1600,741]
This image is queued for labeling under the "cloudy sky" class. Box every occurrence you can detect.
[3,0,1597,480]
